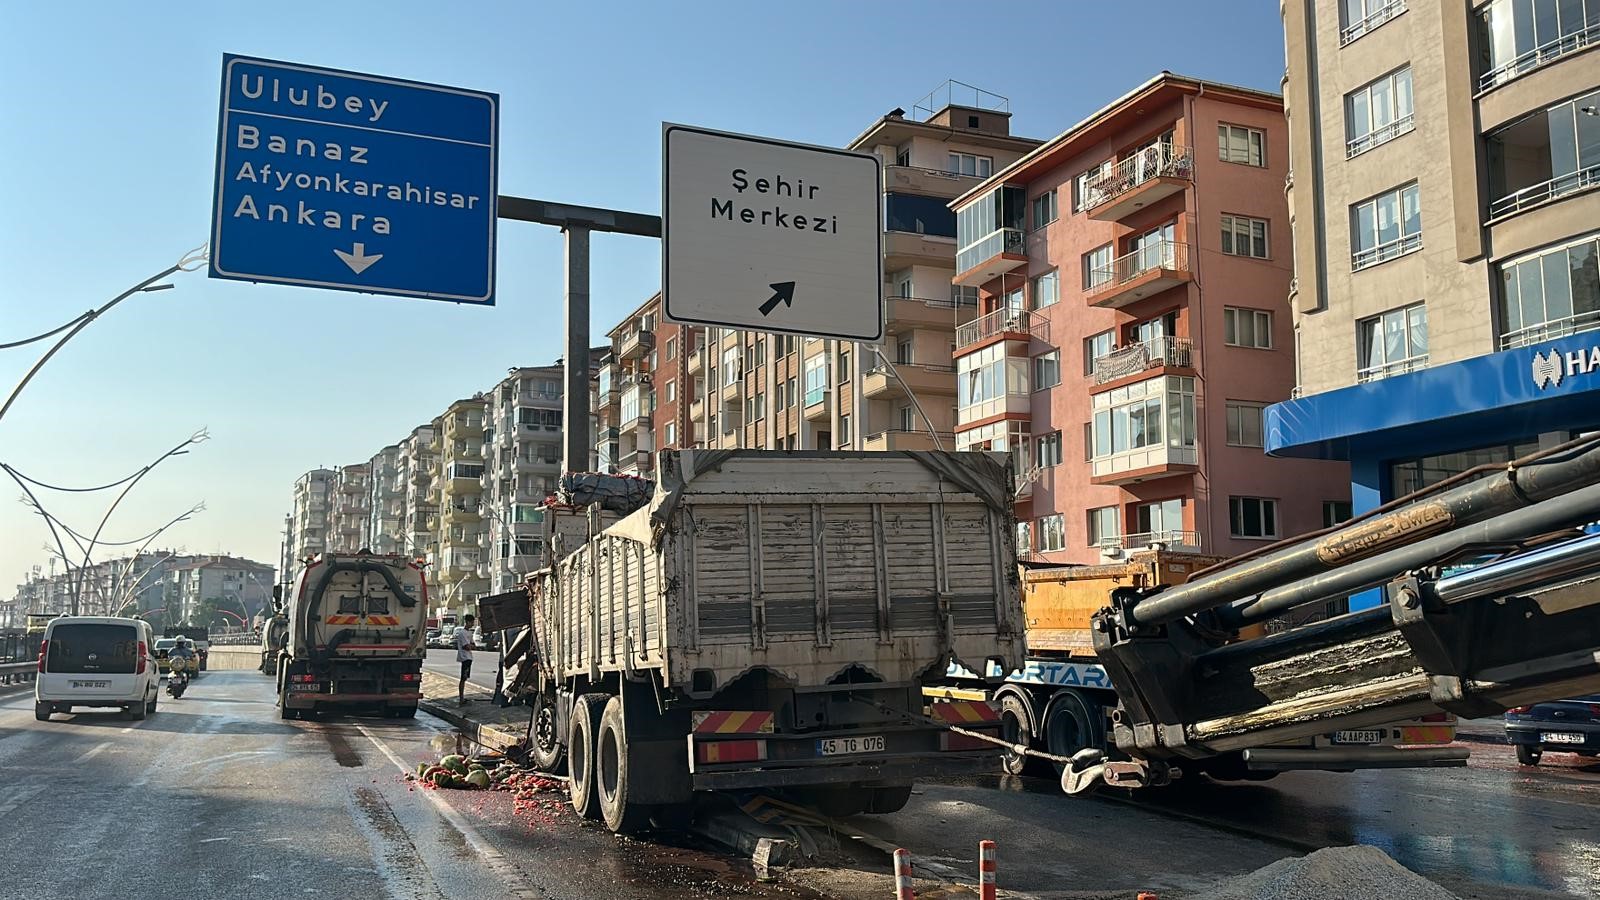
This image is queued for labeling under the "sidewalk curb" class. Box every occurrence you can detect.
[419,697,526,753]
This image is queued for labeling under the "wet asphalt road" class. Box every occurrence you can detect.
[0,672,807,900]
[422,647,498,696]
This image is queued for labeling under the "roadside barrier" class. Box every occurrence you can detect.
[978,840,996,900]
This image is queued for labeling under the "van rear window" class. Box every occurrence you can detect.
[46,624,139,674]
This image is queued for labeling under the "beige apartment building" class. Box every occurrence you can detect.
[1269,0,1600,609]
[399,423,436,559]
[482,365,566,592]
[428,398,489,610]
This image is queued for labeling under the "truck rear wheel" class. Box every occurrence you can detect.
[998,692,1051,777]
[568,693,609,821]
[529,691,567,774]
[1042,690,1102,776]
[596,696,651,834]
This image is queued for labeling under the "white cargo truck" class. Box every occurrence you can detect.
[276,552,428,720]
[520,449,1025,832]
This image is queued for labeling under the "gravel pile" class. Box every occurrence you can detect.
[1191,845,1458,900]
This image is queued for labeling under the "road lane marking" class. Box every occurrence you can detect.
[356,724,541,900]
[0,784,46,817]
[76,741,112,762]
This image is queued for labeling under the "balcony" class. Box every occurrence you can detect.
[1085,241,1192,309]
[1082,145,1193,221]
[1357,355,1428,383]
[1090,444,1199,485]
[442,504,482,524]
[1501,310,1600,350]
[955,307,1050,352]
[803,389,831,421]
[687,347,704,375]
[1479,16,1600,92]
[596,366,620,409]
[953,228,1025,286]
[884,230,957,269]
[616,328,655,361]
[620,410,653,432]
[1489,166,1600,221]
[516,389,562,408]
[623,450,654,476]
[594,425,620,449]
[886,295,978,332]
[1340,0,1405,46]
[515,456,560,473]
[689,396,705,423]
[884,164,984,198]
[863,430,955,451]
[862,363,957,399]
[719,376,742,404]
[1097,530,1202,557]
[1090,337,1194,385]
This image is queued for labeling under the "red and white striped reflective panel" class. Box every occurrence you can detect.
[894,848,915,900]
[692,710,776,734]
[978,840,997,900]
[930,700,1000,725]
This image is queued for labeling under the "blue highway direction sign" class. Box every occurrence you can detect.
[210,54,498,304]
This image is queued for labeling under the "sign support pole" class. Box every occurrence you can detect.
[562,225,592,475]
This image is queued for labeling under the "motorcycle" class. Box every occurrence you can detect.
[166,662,191,698]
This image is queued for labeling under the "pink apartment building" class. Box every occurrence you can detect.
[950,73,1349,564]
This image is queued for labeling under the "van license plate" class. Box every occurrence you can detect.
[1542,732,1585,744]
[1333,730,1383,745]
[289,683,321,692]
[71,680,110,689]
[816,735,885,756]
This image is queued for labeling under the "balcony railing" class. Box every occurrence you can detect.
[1090,337,1194,384]
[1488,165,1600,219]
[955,307,1050,350]
[1097,530,1201,552]
[955,228,1024,275]
[1500,309,1600,350]
[1086,241,1189,296]
[1351,232,1421,271]
[1479,19,1600,92]
[1346,114,1415,158]
[1081,144,1193,210]
[1339,0,1405,46]
[1356,354,1428,383]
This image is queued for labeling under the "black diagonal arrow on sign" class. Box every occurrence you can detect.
[758,281,795,317]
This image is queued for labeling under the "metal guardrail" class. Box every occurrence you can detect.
[1,660,37,684]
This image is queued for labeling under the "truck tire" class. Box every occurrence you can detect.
[1041,690,1103,776]
[568,693,609,821]
[866,785,913,814]
[998,692,1050,777]
[529,691,567,774]
[596,696,651,834]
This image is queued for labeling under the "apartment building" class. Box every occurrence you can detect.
[329,462,371,553]
[9,549,194,619]
[286,468,335,572]
[483,366,565,592]
[365,443,405,556]
[399,423,436,559]
[429,397,489,610]
[594,297,690,474]
[679,83,1042,453]
[950,72,1349,565]
[1270,2,1600,543]
[165,555,276,624]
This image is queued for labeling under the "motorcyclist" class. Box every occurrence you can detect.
[169,637,196,672]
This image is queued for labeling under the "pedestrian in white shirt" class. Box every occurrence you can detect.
[455,614,477,704]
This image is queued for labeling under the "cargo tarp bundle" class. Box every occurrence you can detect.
[557,472,655,515]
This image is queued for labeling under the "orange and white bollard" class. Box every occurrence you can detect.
[978,840,997,900]
[893,848,915,900]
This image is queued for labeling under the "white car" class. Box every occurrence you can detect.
[35,615,160,721]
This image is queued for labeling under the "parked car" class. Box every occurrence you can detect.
[35,615,160,721]
[425,628,442,648]
[1505,696,1600,765]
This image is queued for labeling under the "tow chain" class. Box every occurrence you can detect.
[860,696,1078,765]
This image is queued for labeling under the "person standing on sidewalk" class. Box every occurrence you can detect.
[455,614,477,705]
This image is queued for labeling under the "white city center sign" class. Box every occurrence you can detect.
[662,123,883,342]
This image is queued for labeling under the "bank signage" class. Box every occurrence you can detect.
[1531,342,1600,390]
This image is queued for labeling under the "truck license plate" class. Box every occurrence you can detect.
[1332,730,1383,745]
[288,683,321,692]
[816,735,885,756]
[1542,732,1585,744]
[71,680,110,689]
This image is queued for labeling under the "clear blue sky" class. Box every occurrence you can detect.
[0,1,1287,591]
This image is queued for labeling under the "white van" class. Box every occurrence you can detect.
[35,616,160,721]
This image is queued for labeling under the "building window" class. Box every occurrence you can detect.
[1357,302,1429,381]
[1037,514,1066,552]
[1135,498,1185,538]
[722,347,741,386]
[1341,0,1407,45]
[1351,182,1422,270]
[1036,431,1063,467]
[1226,402,1266,447]
[1229,496,1280,539]
[1498,231,1600,349]
[1083,243,1114,290]
[1391,439,1542,495]
[1486,89,1600,218]
[804,356,828,406]
[885,192,958,237]
[1218,124,1266,166]
[1084,330,1114,374]
[838,351,851,383]
[1017,521,1032,554]
[665,379,676,403]
[1221,215,1270,258]
[1477,0,1600,91]
[897,405,916,432]
[1223,307,1274,349]
[896,337,915,365]
[1091,376,1197,458]
[958,342,1031,419]
[1346,66,1414,158]
[895,143,911,166]
[949,152,993,177]
[787,377,797,408]
[1323,500,1353,528]
[1032,270,1059,309]
[664,338,676,359]
[1032,350,1061,389]
[665,422,677,446]
[1087,506,1120,546]
[839,414,851,444]
[1073,159,1113,212]
[1031,190,1058,229]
